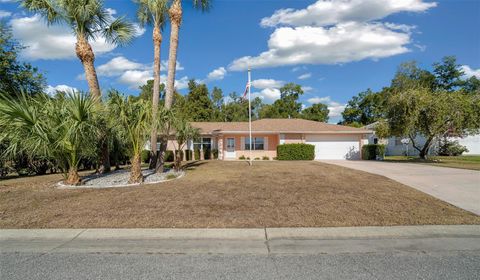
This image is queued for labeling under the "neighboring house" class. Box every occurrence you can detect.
[365,122,480,156]
[150,119,373,160]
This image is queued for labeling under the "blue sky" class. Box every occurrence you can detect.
[1,0,479,122]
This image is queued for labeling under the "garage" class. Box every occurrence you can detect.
[306,134,361,160]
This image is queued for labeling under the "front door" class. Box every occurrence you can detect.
[225,138,236,159]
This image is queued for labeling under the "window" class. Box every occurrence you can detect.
[373,138,378,144]
[194,137,211,150]
[245,137,264,150]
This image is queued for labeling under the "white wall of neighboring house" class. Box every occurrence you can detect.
[368,132,480,156]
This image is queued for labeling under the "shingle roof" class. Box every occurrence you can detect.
[191,119,372,134]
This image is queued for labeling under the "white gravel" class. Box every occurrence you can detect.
[57,169,184,189]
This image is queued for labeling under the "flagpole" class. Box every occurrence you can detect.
[248,68,252,166]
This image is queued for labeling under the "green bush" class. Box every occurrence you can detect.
[254,157,260,160]
[141,150,150,164]
[204,147,211,160]
[185,150,192,161]
[212,149,219,159]
[239,155,246,160]
[438,139,468,156]
[362,144,386,160]
[277,144,315,160]
[194,149,200,160]
[262,156,269,160]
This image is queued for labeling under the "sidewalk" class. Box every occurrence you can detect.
[2,225,480,254]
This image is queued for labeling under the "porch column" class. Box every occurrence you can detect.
[218,137,223,160]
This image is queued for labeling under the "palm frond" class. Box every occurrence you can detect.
[102,16,135,46]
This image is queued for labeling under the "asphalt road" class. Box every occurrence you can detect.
[2,251,480,280]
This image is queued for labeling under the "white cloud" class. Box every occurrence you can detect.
[45,84,78,96]
[10,15,114,60]
[117,70,189,90]
[161,60,184,71]
[298,73,312,80]
[252,88,281,102]
[260,0,436,27]
[307,96,345,118]
[0,10,11,18]
[301,86,313,93]
[10,13,144,60]
[229,22,411,71]
[118,70,152,89]
[97,56,147,77]
[230,0,435,71]
[292,66,307,72]
[461,65,480,79]
[251,79,285,89]
[206,67,227,81]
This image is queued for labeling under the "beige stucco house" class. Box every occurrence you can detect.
[160,119,372,160]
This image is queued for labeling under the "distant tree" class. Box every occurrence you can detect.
[341,89,384,126]
[433,56,465,91]
[211,86,224,121]
[301,103,329,122]
[378,86,480,159]
[463,76,480,93]
[259,83,304,119]
[0,22,45,96]
[136,79,165,102]
[183,80,214,121]
[391,61,436,91]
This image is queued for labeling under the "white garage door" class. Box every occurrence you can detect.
[306,134,360,160]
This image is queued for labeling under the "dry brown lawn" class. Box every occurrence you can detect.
[0,161,479,228]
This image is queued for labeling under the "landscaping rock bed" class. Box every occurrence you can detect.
[57,169,184,189]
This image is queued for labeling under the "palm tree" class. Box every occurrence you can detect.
[135,0,168,169]
[21,0,135,100]
[172,118,199,171]
[0,91,99,185]
[164,0,210,109]
[107,91,154,184]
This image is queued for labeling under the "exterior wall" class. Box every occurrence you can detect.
[221,134,279,160]
[282,133,304,144]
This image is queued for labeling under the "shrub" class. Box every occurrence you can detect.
[438,139,469,156]
[141,150,150,164]
[277,144,315,160]
[254,157,260,160]
[165,173,177,180]
[204,147,211,160]
[239,155,246,160]
[362,144,386,160]
[194,149,200,160]
[262,156,270,160]
[212,149,219,159]
[185,150,192,161]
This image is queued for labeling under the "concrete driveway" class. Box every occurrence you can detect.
[321,160,480,215]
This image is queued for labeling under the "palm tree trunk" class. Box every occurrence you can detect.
[76,34,110,173]
[75,35,101,100]
[149,25,163,169]
[164,0,182,109]
[129,152,144,184]
[65,167,81,185]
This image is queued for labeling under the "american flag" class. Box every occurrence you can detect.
[242,82,250,99]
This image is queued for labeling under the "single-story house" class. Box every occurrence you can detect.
[365,122,480,156]
[155,119,372,160]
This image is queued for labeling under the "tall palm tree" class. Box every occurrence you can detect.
[21,0,135,100]
[164,0,210,109]
[135,0,168,169]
